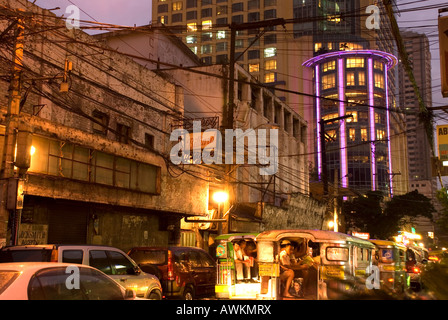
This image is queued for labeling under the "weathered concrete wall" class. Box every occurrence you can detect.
[261,194,325,231]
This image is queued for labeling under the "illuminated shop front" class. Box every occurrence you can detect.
[303,50,398,196]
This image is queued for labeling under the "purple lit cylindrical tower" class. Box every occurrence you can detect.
[303,50,398,196]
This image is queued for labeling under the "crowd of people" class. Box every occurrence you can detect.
[232,237,320,298]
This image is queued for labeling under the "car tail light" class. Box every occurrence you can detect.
[412,267,420,274]
[387,278,394,283]
[50,249,58,262]
[167,250,174,281]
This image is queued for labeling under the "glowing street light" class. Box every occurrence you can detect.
[213,191,228,235]
[213,191,228,203]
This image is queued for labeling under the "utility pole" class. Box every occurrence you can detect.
[333,169,338,232]
[1,17,24,246]
[319,114,353,197]
[223,19,285,234]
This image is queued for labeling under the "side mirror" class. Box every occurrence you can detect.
[422,259,428,264]
[133,266,141,275]
[124,289,136,300]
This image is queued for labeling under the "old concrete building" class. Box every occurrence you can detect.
[97,21,325,250]
[0,0,210,251]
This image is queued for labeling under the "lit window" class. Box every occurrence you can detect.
[190,46,198,54]
[341,43,363,51]
[264,72,276,83]
[264,47,277,58]
[186,35,197,44]
[322,61,335,72]
[264,59,277,70]
[322,113,339,124]
[346,58,364,68]
[358,72,366,86]
[249,63,260,73]
[361,128,368,141]
[172,1,183,11]
[346,111,357,122]
[377,129,385,140]
[327,15,341,23]
[326,130,337,141]
[314,42,322,52]
[322,74,335,90]
[349,128,356,141]
[374,73,384,88]
[158,15,168,24]
[217,30,226,39]
[202,20,213,30]
[346,72,355,86]
[187,22,197,32]
[374,60,384,71]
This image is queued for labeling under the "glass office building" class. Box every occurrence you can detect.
[304,50,398,195]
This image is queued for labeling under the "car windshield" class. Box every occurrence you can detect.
[130,250,167,265]
[0,271,20,295]
[0,249,52,262]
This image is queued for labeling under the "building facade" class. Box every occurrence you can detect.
[0,0,210,250]
[303,50,402,196]
[398,31,438,247]
[98,27,326,250]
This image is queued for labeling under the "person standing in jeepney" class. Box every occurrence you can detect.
[233,240,251,282]
[279,240,306,297]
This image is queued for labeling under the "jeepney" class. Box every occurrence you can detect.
[255,229,376,300]
[370,239,409,293]
[214,233,260,299]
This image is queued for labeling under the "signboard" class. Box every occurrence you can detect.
[439,14,448,97]
[352,232,370,240]
[437,125,448,161]
[18,224,48,245]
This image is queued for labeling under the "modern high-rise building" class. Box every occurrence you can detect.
[151,0,410,196]
[151,0,377,115]
[398,31,433,183]
[398,31,438,246]
[303,50,399,195]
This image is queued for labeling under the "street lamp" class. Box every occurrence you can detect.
[213,191,228,235]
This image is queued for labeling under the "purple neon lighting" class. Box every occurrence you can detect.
[338,59,348,188]
[368,58,376,191]
[316,65,322,179]
[304,50,398,194]
[303,50,398,70]
[385,68,393,197]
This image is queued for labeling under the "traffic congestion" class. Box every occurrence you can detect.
[0,229,446,300]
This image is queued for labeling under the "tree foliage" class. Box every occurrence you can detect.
[436,188,448,234]
[343,190,435,239]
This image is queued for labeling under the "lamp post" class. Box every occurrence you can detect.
[213,191,228,235]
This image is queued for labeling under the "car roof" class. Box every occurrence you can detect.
[1,244,125,251]
[0,262,87,272]
[130,246,206,252]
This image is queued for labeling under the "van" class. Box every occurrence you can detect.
[128,246,216,300]
[0,244,162,299]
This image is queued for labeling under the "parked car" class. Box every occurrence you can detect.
[0,244,162,299]
[406,245,429,291]
[128,246,216,300]
[0,262,137,300]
